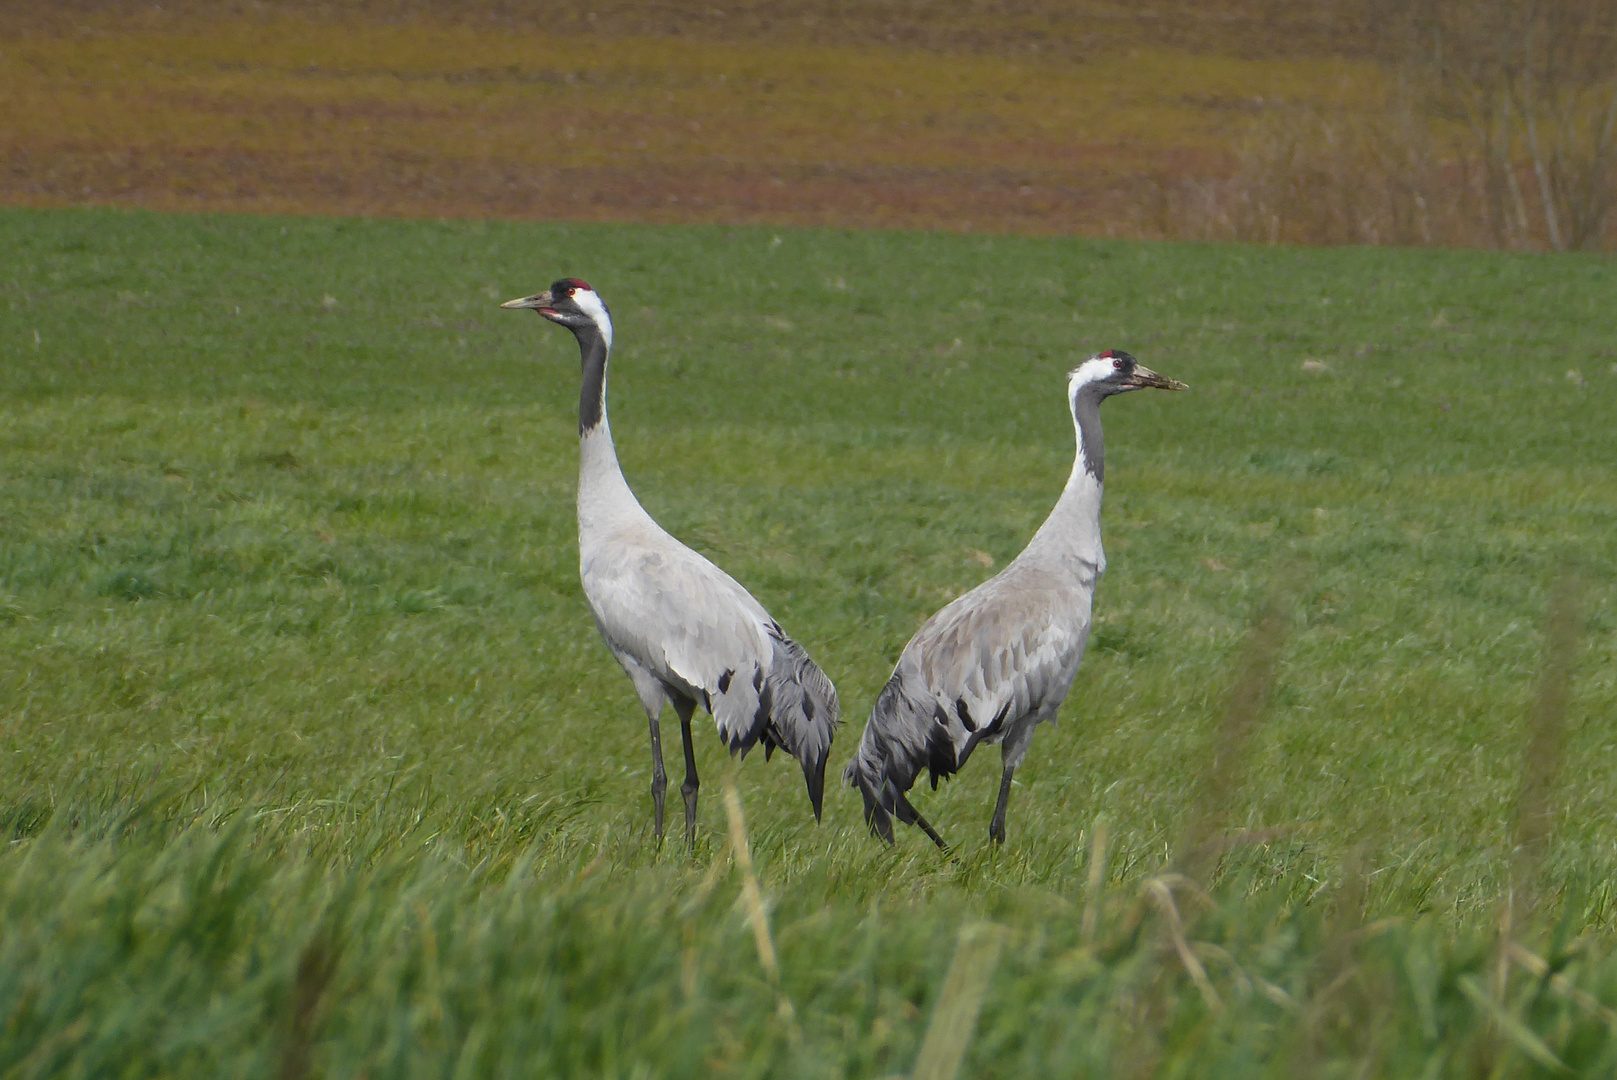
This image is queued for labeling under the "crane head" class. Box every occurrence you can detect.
[501,278,614,348]
[1068,349,1187,401]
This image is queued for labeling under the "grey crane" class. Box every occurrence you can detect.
[501,279,839,848]
[844,350,1186,849]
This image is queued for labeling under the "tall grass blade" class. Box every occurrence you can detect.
[278,931,338,1080]
[1142,877,1222,1012]
[1512,572,1584,915]
[1508,942,1617,1024]
[720,772,797,1032]
[1456,975,1570,1074]
[722,775,778,987]
[1080,817,1109,949]
[1178,561,1308,881]
[909,922,1008,1080]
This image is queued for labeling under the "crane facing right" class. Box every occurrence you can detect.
[844,350,1187,849]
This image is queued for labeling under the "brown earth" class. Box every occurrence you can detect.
[0,1,1395,237]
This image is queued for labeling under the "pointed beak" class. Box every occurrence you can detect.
[500,290,555,313]
[1126,365,1189,391]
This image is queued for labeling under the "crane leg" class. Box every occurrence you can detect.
[674,697,700,852]
[990,721,1035,845]
[912,809,951,853]
[988,765,1016,844]
[646,712,668,842]
[891,785,950,853]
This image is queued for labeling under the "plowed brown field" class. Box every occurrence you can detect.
[1,2,1382,235]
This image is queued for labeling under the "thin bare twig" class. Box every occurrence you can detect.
[1513,18,1566,250]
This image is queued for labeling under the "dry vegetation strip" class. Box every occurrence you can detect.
[0,12,1382,233]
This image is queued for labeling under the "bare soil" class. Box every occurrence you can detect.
[0,1,1385,236]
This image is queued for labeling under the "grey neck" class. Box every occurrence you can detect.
[575,324,608,435]
[573,323,645,542]
[1014,385,1108,577]
[1072,384,1105,483]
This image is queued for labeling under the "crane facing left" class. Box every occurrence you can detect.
[502,280,840,850]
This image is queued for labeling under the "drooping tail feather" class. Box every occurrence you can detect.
[844,674,912,842]
[761,625,839,819]
[843,668,965,842]
[844,744,896,843]
[803,750,827,822]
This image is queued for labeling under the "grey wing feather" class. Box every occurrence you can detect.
[756,622,840,817]
[844,569,1091,837]
[584,538,767,714]
[583,528,838,787]
[760,624,839,761]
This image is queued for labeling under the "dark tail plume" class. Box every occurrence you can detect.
[803,749,828,821]
[844,735,896,843]
[762,626,839,821]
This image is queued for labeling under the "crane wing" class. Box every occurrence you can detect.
[913,578,1093,753]
[583,535,771,707]
[844,570,1092,835]
[581,529,838,789]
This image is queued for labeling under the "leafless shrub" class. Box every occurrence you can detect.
[1158,0,1617,250]
[1398,0,1617,251]
[1155,88,1491,248]
[1237,96,1457,246]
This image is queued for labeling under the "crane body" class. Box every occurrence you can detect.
[846,350,1186,848]
[504,280,838,847]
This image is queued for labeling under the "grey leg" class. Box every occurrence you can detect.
[647,711,668,842]
[988,765,1016,844]
[891,784,951,853]
[674,697,700,851]
[989,721,1036,845]
[911,807,952,853]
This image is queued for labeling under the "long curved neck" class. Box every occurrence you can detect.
[1020,385,1106,573]
[1072,384,1104,484]
[572,323,642,537]
[577,321,609,435]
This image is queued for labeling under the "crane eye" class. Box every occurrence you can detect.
[567,287,577,296]
[1112,358,1125,370]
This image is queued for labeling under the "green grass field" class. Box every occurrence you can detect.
[2,206,1616,1076]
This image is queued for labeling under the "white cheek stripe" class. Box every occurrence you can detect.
[573,289,613,349]
[1067,357,1112,399]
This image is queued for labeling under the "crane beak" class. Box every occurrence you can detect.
[500,290,558,316]
[1125,365,1189,391]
